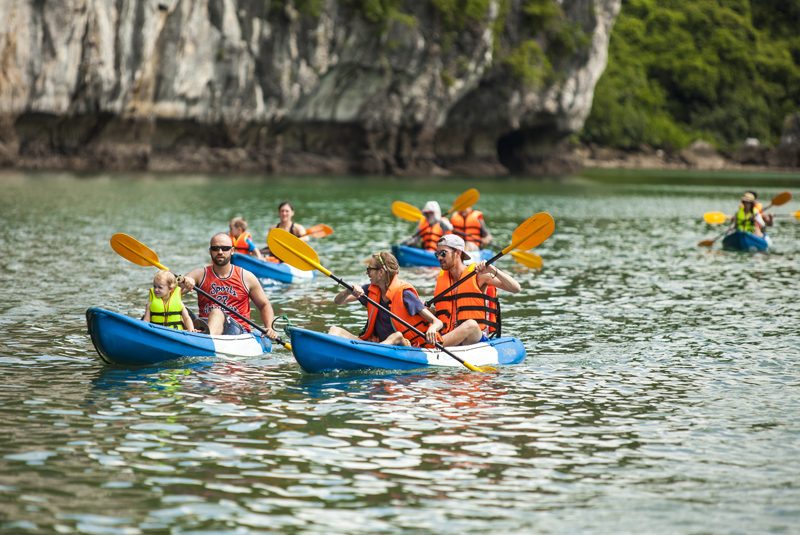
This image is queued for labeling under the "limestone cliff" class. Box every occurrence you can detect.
[0,0,621,175]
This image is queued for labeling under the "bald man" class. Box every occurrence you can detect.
[180,233,277,338]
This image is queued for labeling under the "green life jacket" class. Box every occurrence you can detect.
[148,287,185,330]
[736,206,755,233]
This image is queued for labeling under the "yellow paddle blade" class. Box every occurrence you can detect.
[303,223,334,239]
[504,212,556,253]
[448,188,480,215]
[794,210,800,220]
[110,233,170,271]
[511,250,543,269]
[771,191,792,207]
[267,228,329,275]
[703,212,727,225]
[392,201,424,222]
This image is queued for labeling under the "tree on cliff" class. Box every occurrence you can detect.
[581,0,800,151]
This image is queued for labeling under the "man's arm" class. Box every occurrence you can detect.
[475,262,521,293]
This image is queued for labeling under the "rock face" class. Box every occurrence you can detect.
[0,0,621,175]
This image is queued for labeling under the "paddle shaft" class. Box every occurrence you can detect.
[189,284,289,349]
[326,273,483,371]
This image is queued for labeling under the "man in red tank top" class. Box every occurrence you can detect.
[179,233,278,338]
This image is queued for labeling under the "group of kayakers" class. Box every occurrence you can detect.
[143,195,515,351]
[407,200,493,251]
[328,234,518,347]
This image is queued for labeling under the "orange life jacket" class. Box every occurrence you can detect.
[416,220,445,251]
[359,278,429,346]
[450,210,484,246]
[433,264,501,337]
[230,232,253,254]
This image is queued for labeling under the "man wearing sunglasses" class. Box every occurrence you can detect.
[432,234,520,346]
[179,233,278,338]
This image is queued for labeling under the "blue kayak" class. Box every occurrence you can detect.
[231,253,314,283]
[288,326,526,373]
[391,244,494,267]
[722,231,770,252]
[86,307,272,366]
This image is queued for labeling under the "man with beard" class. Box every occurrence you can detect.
[432,234,520,346]
[179,233,277,337]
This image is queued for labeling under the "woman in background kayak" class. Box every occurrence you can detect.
[275,201,308,241]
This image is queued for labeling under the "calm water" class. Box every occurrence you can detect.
[1,170,799,533]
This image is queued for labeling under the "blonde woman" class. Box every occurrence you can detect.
[329,251,442,346]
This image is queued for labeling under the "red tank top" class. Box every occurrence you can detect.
[197,265,251,330]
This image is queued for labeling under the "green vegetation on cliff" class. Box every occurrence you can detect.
[582,0,800,151]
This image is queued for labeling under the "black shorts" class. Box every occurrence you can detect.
[187,309,245,335]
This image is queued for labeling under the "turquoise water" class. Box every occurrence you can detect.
[1,170,799,533]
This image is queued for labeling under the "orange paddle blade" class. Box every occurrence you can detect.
[448,188,480,215]
[110,233,170,271]
[770,191,792,207]
[698,239,715,247]
[392,201,425,222]
[504,212,556,253]
[510,250,543,269]
[703,212,727,225]
[303,224,334,239]
[267,228,326,274]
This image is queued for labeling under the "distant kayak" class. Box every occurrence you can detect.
[231,253,314,283]
[86,307,272,366]
[391,244,494,267]
[721,231,770,252]
[289,326,526,373]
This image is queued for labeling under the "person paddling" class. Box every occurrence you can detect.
[179,233,278,338]
[734,192,766,237]
[143,270,195,331]
[450,205,492,251]
[229,217,264,259]
[432,235,520,346]
[328,251,443,346]
[408,201,452,251]
[746,190,774,228]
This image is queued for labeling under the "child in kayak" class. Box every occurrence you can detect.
[143,271,195,331]
[328,251,443,346]
[229,217,264,259]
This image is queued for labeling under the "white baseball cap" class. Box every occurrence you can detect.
[437,234,471,261]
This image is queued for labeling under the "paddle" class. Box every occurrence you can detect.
[392,201,425,223]
[300,223,334,239]
[267,228,497,373]
[425,212,555,307]
[703,212,727,225]
[110,233,292,350]
[697,230,729,248]
[447,188,479,216]
[510,250,544,269]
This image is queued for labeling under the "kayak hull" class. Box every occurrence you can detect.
[391,244,494,267]
[721,231,769,252]
[231,253,314,283]
[86,307,272,366]
[289,326,526,373]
